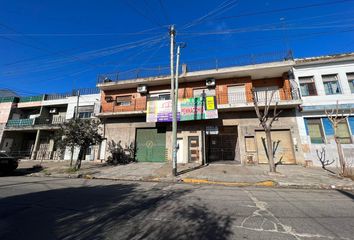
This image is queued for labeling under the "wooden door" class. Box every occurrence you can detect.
[255,130,296,164]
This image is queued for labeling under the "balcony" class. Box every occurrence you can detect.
[217,89,301,110]
[6,116,66,129]
[6,118,35,127]
[98,98,146,118]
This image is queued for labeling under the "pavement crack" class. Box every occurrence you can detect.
[241,190,338,240]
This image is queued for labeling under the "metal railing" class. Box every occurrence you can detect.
[216,88,301,105]
[19,95,44,103]
[44,87,100,100]
[110,98,147,112]
[34,116,66,125]
[0,96,18,103]
[97,51,293,84]
[6,118,35,127]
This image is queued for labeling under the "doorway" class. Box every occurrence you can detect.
[177,138,184,163]
[206,126,238,162]
[188,136,200,163]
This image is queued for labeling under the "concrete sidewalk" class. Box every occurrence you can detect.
[14,160,354,190]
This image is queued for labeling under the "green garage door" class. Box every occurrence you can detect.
[136,128,166,162]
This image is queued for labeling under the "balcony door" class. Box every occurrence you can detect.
[254,86,280,103]
[227,85,246,104]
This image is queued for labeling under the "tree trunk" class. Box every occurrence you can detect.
[75,146,86,170]
[70,145,74,167]
[265,129,276,172]
[335,137,346,176]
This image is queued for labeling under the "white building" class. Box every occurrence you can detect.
[292,53,354,167]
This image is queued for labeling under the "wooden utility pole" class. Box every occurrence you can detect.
[169,25,177,176]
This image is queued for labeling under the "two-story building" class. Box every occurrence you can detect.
[293,53,354,167]
[0,88,104,161]
[97,55,304,166]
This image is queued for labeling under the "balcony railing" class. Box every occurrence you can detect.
[18,95,43,103]
[111,98,147,112]
[6,116,66,128]
[34,116,66,125]
[6,118,35,127]
[216,89,301,106]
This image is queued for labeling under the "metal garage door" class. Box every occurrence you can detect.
[255,130,295,164]
[136,128,166,162]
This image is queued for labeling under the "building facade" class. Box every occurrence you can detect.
[97,59,304,165]
[293,53,354,167]
[0,88,104,161]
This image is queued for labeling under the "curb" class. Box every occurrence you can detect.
[181,178,278,187]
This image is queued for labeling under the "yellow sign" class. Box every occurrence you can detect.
[206,96,216,110]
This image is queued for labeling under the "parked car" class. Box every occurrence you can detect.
[0,151,19,174]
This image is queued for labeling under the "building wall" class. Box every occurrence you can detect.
[100,75,293,113]
[293,60,354,166]
[101,110,304,165]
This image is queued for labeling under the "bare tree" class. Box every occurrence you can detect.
[252,88,283,172]
[316,147,335,174]
[325,101,353,176]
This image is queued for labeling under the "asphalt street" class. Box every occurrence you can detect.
[0,176,353,240]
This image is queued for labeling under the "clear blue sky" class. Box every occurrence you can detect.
[0,0,353,96]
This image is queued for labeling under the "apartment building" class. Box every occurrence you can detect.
[0,88,103,161]
[293,53,354,167]
[97,53,304,165]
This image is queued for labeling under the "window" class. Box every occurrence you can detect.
[116,96,132,106]
[193,88,215,98]
[299,76,317,96]
[346,73,354,93]
[78,112,92,119]
[306,118,325,143]
[322,74,341,95]
[337,120,352,144]
[228,85,246,104]
[245,136,256,152]
[75,105,94,119]
[148,93,170,101]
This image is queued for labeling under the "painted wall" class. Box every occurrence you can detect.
[293,60,354,166]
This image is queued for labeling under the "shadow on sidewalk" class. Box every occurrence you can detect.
[177,164,208,176]
[336,189,354,201]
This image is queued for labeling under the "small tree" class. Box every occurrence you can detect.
[252,88,283,172]
[56,118,102,170]
[325,101,353,176]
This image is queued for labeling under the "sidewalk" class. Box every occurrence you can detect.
[14,160,354,190]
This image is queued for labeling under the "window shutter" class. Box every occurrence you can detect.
[348,117,354,134]
[299,76,314,83]
[322,118,334,135]
[304,118,309,135]
[322,74,338,82]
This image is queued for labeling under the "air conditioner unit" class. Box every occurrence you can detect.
[49,108,57,114]
[137,85,148,94]
[206,78,216,87]
[105,96,113,102]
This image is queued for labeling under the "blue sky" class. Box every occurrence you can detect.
[0,0,353,96]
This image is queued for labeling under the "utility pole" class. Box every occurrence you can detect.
[70,89,80,167]
[170,25,177,176]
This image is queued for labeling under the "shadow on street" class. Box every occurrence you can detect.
[0,182,233,240]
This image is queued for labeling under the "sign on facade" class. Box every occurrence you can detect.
[146,96,218,122]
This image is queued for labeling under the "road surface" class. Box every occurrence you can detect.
[0,176,353,240]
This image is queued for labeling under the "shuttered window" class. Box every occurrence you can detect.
[337,121,352,144]
[299,76,317,96]
[322,74,341,95]
[346,73,354,93]
[305,118,325,143]
[116,96,132,106]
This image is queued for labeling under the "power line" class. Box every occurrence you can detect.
[123,0,165,27]
[212,0,354,21]
[159,0,170,24]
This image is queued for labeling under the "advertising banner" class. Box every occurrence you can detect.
[146,96,218,123]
